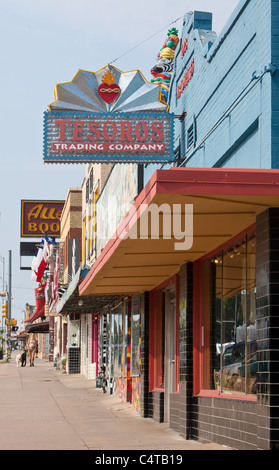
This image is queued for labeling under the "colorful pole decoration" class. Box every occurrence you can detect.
[150,27,179,104]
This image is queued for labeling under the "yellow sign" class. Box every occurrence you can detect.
[21,200,64,238]
[5,319,17,326]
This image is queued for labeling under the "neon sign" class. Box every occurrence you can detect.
[181,37,188,58]
[43,112,174,164]
[177,59,194,100]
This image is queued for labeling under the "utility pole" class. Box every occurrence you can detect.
[7,250,12,359]
[0,255,4,358]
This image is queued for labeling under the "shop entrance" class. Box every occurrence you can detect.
[164,287,176,423]
[68,316,81,374]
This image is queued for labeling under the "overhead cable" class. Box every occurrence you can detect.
[108,15,184,65]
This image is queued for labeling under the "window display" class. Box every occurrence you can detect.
[201,235,257,395]
[68,320,80,348]
[109,310,123,378]
[131,295,141,376]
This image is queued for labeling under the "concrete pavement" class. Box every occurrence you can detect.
[0,351,232,451]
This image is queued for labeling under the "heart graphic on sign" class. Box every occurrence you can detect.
[98,69,121,104]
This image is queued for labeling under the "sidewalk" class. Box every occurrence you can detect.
[0,352,232,451]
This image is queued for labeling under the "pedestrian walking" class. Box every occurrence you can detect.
[27,334,37,367]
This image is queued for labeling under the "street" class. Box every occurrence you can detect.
[0,351,231,452]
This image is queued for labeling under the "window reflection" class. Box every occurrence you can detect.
[109,311,123,378]
[131,295,141,376]
[212,236,257,395]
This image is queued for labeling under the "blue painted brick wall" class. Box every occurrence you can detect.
[271,0,279,168]
[165,0,277,170]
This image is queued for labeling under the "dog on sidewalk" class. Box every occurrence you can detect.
[21,351,26,367]
[16,354,21,367]
[16,351,27,367]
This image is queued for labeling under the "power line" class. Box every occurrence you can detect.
[12,287,34,290]
[108,15,184,65]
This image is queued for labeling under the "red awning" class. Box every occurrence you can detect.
[79,167,279,296]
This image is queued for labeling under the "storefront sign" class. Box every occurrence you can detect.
[43,112,174,164]
[21,200,64,238]
[181,36,188,58]
[177,58,194,99]
[20,241,39,270]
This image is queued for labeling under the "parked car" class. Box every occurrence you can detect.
[221,340,257,377]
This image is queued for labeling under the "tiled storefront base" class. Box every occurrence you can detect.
[166,391,270,450]
[148,391,164,423]
[191,397,260,450]
[169,392,181,433]
[138,206,279,450]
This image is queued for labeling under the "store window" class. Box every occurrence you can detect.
[89,167,93,193]
[131,295,141,376]
[150,290,165,389]
[88,198,93,256]
[123,300,128,377]
[68,319,80,348]
[63,323,67,354]
[109,310,123,378]
[101,314,109,367]
[201,235,257,396]
[86,179,89,203]
[92,187,98,259]
[82,216,86,264]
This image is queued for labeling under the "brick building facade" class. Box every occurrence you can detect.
[78,1,279,450]
[46,0,279,450]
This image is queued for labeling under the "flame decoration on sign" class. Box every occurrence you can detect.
[98,69,121,104]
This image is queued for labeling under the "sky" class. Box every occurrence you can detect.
[0,0,240,324]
